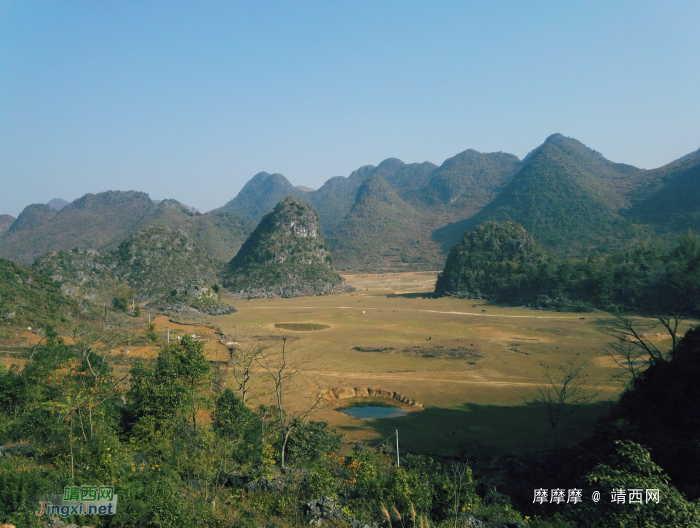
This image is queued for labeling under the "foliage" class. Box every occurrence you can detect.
[436,222,700,316]
[573,441,700,527]
[223,197,346,295]
[589,324,700,501]
[0,257,80,328]
[463,137,641,256]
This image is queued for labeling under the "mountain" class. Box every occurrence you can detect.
[625,151,700,233]
[525,134,642,202]
[33,226,233,313]
[222,197,349,298]
[109,226,218,301]
[672,146,700,163]
[215,172,302,223]
[327,175,444,271]
[47,198,69,211]
[212,151,522,271]
[0,191,254,265]
[424,150,521,210]
[434,221,549,298]
[8,204,57,233]
[438,135,639,255]
[0,257,81,328]
[0,215,15,233]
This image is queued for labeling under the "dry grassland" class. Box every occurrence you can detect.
[199,271,694,460]
[2,271,693,461]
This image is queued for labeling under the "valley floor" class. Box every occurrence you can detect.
[3,271,693,461]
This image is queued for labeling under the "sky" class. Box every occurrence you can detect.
[1,1,699,217]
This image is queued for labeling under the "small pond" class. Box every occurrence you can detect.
[274,323,331,331]
[339,406,408,419]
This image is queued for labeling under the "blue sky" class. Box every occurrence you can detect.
[1,1,699,217]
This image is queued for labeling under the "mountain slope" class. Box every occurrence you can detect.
[625,152,700,232]
[47,198,69,211]
[222,197,349,298]
[0,257,81,327]
[0,215,15,233]
[110,226,218,301]
[0,192,253,265]
[434,221,550,298]
[326,175,444,271]
[439,137,636,255]
[33,226,230,313]
[215,172,303,223]
[424,149,521,210]
[527,134,641,202]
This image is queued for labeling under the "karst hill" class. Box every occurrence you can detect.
[33,226,234,315]
[4,135,700,274]
[222,197,350,298]
[0,191,253,265]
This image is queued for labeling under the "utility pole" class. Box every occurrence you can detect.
[396,430,400,467]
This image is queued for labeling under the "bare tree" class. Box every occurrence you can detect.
[255,335,323,470]
[597,311,689,385]
[450,462,470,528]
[227,340,273,404]
[532,355,598,451]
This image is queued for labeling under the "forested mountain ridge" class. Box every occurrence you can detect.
[327,175,444,271]
[32,226,230,314]
[436,220,700,315]
[0,257,81,327]
[4,135,700,273]
[424,149,522,209]
[0,191,254,265]
[624,151,700,233]
[457,139,638,255]
[0,214,16,233]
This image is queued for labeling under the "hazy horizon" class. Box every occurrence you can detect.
[2,1,699,217]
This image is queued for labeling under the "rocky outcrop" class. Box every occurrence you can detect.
[223,197,353,298]
[304,497,379,528]
[319,387,424,408]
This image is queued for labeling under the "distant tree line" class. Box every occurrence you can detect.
[435,221,700,316]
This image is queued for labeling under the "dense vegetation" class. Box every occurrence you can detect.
[33,226,223,308]
[2,322,700,527]
[0,258,81,328]
[4,135,699,273]
[223,197,347,296]
[327,175,444,271]
[436,221,700,316]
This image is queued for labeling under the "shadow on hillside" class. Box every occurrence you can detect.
[432,218,472,252]
[344,400,614,459]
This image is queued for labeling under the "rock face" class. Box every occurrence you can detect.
[304,497,379,528]
[319,386,424,408]
[32,226,234,313]
[222,197,352,298]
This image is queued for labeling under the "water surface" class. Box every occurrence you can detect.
[339,406,408,419]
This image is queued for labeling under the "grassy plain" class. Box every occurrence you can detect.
[201,271,691,460]
[2,271,692,462]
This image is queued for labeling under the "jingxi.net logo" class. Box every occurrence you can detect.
[35,485,118,518]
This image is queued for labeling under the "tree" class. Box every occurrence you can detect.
[531,355,598,450]
[228,340,272,404]
[128,335,210,431]
[573,441,700,527]
[255,335,323,470]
